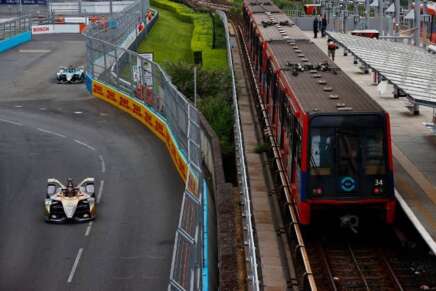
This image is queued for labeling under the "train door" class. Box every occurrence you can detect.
[295,123,303,200]
[279,98,288,156]
[280,103,290,167]
[287,113,299,191]
[257,42,263,82]
[336,128,361,194]
[264,61,274,113]
[275,89,284,143]
[252,35,258,70]
[250,28,257,64]
[271,79,278,130]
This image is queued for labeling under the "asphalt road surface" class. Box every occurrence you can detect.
[0,34,184,290]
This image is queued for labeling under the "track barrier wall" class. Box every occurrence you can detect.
[0,15,31,53]
[83,0,218,289]
[0,31,31,52]
[90,78,189,180]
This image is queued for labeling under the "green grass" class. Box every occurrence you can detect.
[137,8,194,65]
[138,0,227,71]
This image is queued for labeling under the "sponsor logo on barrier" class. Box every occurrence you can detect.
[106,90,116,102]
[132,104,142,117]
[93,83,104,96]
[92,80,189,181]
[32,25,50,33]
[31,24,81,34]
[119,96,130,110]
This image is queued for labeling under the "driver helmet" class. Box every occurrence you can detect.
[66,178,75,197]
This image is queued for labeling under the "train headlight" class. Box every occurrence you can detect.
[373,187,383,195]
[312,187,323,196]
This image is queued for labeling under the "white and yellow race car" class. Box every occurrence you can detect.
[44,178,96,223]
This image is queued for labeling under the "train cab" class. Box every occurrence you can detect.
[301,113,396,224]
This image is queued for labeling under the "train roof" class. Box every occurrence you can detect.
[245,0,282,13]
[245,0,385,114]
[252,13,307,41]
[268,40,384,113]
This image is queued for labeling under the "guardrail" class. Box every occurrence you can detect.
[0,15,30,40]
[216,11,260,290]
[83,1,207,290]
[0,15,31,52]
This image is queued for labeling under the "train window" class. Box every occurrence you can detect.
[310,128,334,176]
[336,129,360,177]
[362,129,386,175]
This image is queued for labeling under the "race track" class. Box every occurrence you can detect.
[0,34,184,291]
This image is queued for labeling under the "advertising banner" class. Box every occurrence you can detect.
[139,53,153,87]
[31,24,80,34]
[132,53,153,86]
[31,25,51,34]
[92,80,188,182]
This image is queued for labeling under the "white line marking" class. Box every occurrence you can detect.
[99,155,106,173]
[0,118,23,126]
[85,222,93,237]
[74,139,96,151]
[19,49,51,53]
[97,180,104,204]
[14,105,23,108]
[395,189,436,255]
[67,248,83,283]
[37,128,66,138]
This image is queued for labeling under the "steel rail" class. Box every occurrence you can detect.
[347,244,371,291]
[316,243,338,291]
[379,250,405,291]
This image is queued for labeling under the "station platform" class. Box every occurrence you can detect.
[306,32,436,254]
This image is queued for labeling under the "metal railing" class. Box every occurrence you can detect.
[49,1,135,16]
[216,11,260,290]
[83,1,205,290]
[0,15,31,40]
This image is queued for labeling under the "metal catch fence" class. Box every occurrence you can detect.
[83,2,205,290]
[0,15,31,40]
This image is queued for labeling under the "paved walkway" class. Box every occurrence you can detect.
[233,29,289,290]
[307,32,436,253]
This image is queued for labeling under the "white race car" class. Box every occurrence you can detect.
[56,66,85,83]
[44,178,96,223]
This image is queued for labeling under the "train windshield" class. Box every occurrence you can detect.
[310,115,386,178]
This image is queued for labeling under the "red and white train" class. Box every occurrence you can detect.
[242,0,396,224]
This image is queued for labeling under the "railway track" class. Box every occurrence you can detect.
[304,222,436,291]
[309,241,404,290]
[234,15,436,290]
[184,0,232,11]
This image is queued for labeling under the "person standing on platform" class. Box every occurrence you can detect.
[327,39,337,61]
[321,15,327,38]
[313,16,319,38]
